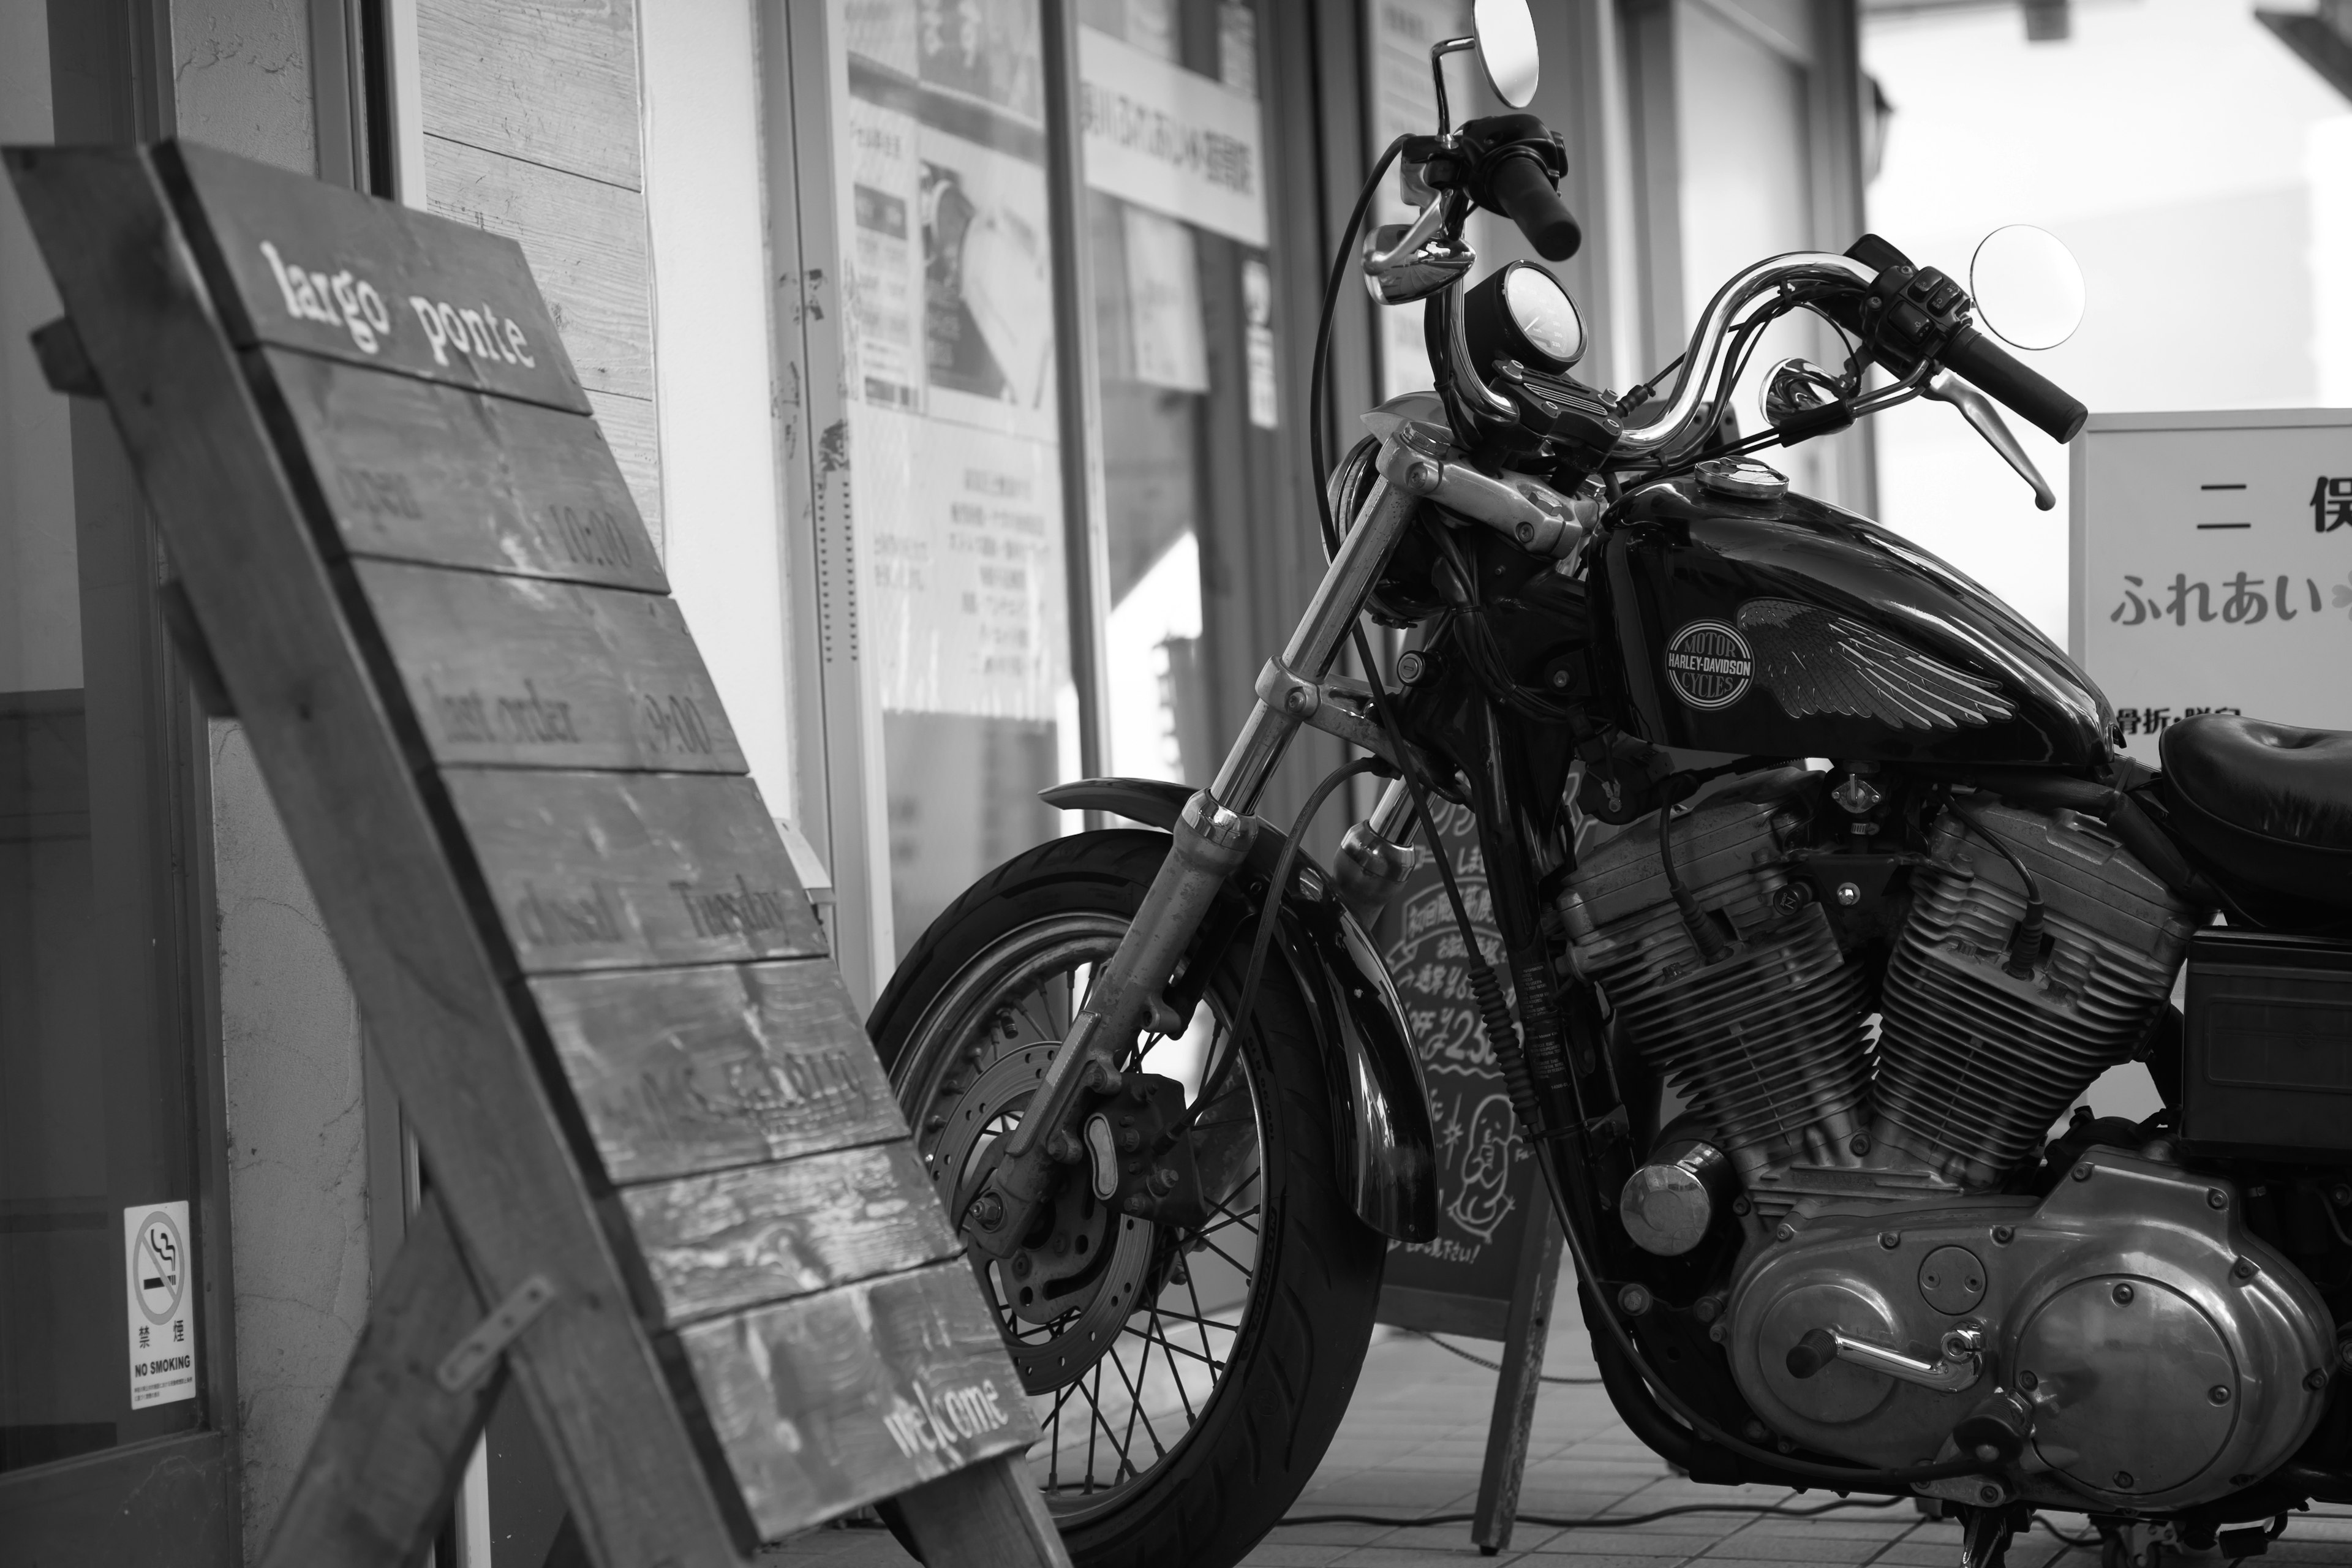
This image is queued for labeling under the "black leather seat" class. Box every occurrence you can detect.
[2161,714,2352,906]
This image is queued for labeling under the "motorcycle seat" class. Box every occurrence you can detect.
[2160,714,2352,906]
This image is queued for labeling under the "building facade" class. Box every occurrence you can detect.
[0,1,1869,1561]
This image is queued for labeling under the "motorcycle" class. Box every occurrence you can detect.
[869,6,2352,1565]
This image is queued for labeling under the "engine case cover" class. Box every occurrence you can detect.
[1727,1149,2334,1511]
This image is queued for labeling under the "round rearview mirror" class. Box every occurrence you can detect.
[1970,225,2085,351]
[1473,0,1540,108]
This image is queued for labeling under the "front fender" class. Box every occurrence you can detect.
[1042,778,1438,1242]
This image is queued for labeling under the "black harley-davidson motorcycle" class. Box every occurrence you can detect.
[872,7,2352,1566]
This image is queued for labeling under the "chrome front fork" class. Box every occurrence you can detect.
[963,478,1425,1256]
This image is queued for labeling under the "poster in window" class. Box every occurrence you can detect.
[845,1,1069,723]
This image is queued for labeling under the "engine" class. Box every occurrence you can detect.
[1558,766,2336,1510]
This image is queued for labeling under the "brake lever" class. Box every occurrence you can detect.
[1924,368,2055,511]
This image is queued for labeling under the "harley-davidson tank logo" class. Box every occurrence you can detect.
[1664,620,1754,709]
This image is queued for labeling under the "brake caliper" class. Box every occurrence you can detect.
[1080,1074,1210,1231]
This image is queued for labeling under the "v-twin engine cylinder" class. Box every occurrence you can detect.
[1558,772,1873,1197]
[1559,771,2198,1210]
[1872,801,2200,1187]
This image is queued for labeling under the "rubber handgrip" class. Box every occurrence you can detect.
[1487,151,1581,262]
[1941,323,2087,443]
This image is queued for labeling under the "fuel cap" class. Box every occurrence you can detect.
[1695,457,1788,500]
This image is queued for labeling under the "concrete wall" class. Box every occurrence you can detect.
[165,1,377,1557]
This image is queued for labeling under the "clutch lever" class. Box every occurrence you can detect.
[1924,368,2055,511]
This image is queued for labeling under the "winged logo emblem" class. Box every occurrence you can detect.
[1732,598,2015,730]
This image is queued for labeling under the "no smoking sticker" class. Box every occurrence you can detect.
[124,1202,195,1408]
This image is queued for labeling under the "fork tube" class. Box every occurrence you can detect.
[1210,477,1420,815]
[970,473,1423,1250]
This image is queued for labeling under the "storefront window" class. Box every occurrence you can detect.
[840,1,1080,956]
[1079,0,1275,787]
[1,4,204,1474]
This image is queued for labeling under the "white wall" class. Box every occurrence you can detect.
[641,0,799,827]
[1863,0,2350,642]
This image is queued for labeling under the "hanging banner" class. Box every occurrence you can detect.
[1078,25,1268,250]
[2071,408,2352,764]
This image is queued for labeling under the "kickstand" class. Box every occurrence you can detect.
[1957,1502,2018,1568]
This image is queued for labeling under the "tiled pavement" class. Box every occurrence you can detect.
[765,1289,2352,1567]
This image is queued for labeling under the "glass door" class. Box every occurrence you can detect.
[1077,0,1284,790]
[0,4,230,1558]
[835,0,1082,962]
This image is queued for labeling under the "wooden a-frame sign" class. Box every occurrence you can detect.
[7,139,1067,1568]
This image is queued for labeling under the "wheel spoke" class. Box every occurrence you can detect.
[1082,1360,1102,1493]
[1188,1230,1254,1278]
[1179,1272,1229,1374]
[1134,1314,1202,1425]
[1106,1343,1167,1464]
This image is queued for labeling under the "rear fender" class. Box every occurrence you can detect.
[1042,778,1438,1242]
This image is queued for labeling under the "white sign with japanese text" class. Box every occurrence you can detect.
[1079,25,1268,250]
[2071,409,2352,764]
[125,1200,195,1408]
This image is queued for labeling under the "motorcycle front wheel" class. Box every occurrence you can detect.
[869,829,1385,1568]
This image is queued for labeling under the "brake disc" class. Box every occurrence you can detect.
[927,1044,1158,1393]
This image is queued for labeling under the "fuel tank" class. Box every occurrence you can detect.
[1589,478,2113,766]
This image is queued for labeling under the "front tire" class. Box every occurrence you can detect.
[869,831,1385,1568]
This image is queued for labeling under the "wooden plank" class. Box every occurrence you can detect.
[1375,1283,1511,1341]
[1471,1219,1566,1553]
[263,349,664,589]
[5,143,746,1565]
[151,140,590,412]
[895,1455,1072,1568]
[587,388,664,550]
[675,1260,1037,1541]
[424,135,654,402]
[358,560,742,772]
[257,1196,496,1568]
[444,769,827,971]
[530,960,905,1185]
[419,0,644,191]
[626,1143,960,1327]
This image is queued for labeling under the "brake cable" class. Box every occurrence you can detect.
[1310,134,1411,560]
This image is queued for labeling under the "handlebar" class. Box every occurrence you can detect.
[1939,323,2087,443]
[1487,151,1581,262]
[1611,252,1879,461]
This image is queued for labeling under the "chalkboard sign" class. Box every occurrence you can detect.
[1371,796,1566,1555]
[9,140,1058,1568]
[1376,797,1552,1338]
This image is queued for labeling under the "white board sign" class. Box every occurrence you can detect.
[2070,408,2352,766]
[125,1200,195,1408]
[1079,25,1268,250]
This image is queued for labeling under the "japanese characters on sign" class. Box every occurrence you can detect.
[2071,412,2352,764]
